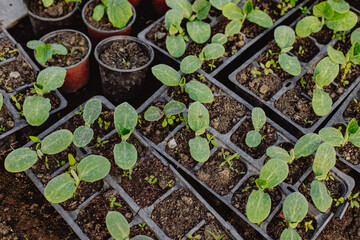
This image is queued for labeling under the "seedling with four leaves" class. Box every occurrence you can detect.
[27,40,68,65]
[92,0,133,29]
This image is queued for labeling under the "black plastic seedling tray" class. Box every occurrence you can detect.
[138,0,314,77]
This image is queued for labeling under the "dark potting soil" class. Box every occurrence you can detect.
[231,176,283,215]
[299,172,344,212]
[145,21,167,52]
[267,210,317,240]
[236,64,282,101]
[291,36,320,63]
[137,99,183,145]
[0,38,19,60]
[332,123,360,165]
[196,149,247,196]
[0,58,37,93]
[43,31,89,68]
[130,223,159,240]
[76,189,134,240]
[230,119,278,159]
[333,64,360,88]
[84,0,132,31]
[91,134,176,208]
[191,220,234,240]
[343,96,360,122]
[0,105,15,135]
[11,88,61,119]
[28,0,75,18]
[99,40,150,69]
[310,26,334,45]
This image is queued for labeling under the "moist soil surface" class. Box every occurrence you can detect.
[43,31,89,68]
[0,57,37,93]
[0,38,19,60]
[0,106,15,135]
[191,220,234,240]
[291,36,320,63]
[91,133,175,208]
[343,94,360,122]
[310,26,334,45]
[28,0,75,18]
[335,123,360,166]
[99,40,150,69]
[230,118,278,159]
[130,223,159,239]
[196,149,247,196]
[231,176,283,215]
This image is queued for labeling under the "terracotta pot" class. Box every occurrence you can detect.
[152,0,169,15]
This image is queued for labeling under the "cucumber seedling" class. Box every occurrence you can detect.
[27,40,68,65]
[144,101,186,128]
[92,0,133,29]
[245,107,267,148]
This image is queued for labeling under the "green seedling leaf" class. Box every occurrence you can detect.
[114,102,137,139]
[243,0,253,14]
[107,0,133,29]
[328,0,350,13]
[313,1,334,18]
[44,173,76,203]
[42,0,54,7]
[279,53,301,76]
[152,64,180,86]
[180,56,202,74]
[188,102,209,135]
[294,133,321,158]
[199,43,225,61]
[327,45,346,65]
[114,141,137,170]
[192,0,211,20]
[266,146,292,163]
[295,16,322,37]
[312,89,332,117]
[92,4,106,21]
[252,107,266,131]
[274,25,295,50]
[222,3,243,20]
[347,118,359,134]
[166,0,192,19]
[319,127,345,146]
[166,35,186,58]
[51,44,68,55]
[165,9,183,31]
[189,136,210,162]
[245,130,261,148]
[73,126,94,148]
[164,101,186,116]
[77,155,111,182]
[325,11,357,31]
[0,93,3,111]
[83,99,102,125]
[258,159,288,189]
[131,236,154,240]
[310,179,332,212]
[212,33,228,44]
[225,20,242,37]
[68,153,76,166]
[36,67,67,95]
[23,96,51,126]
[36,44,53,65]
[247,9,273,28]
[27,40,45,50]
[106,211,130,240]
[313,143,336,180]
[283,192,308,228]
[280,228,301,240]
[5,148,37,172]
[144,106,163,121]
[314,57,339,87]
[210,0,233,10]
[185,80,214,103]
[349,42,360,64]
[351,28,360,45]
[41,129,73,155]
[187,21,211,44]
[246,190,271,224]
[349,130,360,147]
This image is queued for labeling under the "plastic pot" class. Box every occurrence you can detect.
[94,36,154,105]
[36,29,92,93]
[152,0,169,15]
[23,0,79,37]
[82,0,136,45]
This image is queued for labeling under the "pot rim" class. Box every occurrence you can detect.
[35,29,92,70]
[81,0,136,34]
[94,36,154,73]
[23,0,79,22]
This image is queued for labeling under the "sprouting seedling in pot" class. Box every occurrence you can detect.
[218,148,240,172]
[113,102,138,179]
[279,192,308,240]
[106,211,154,240]
[92,0,133,29]
[274,25,301,76]
[164,0,212,58]
[41,0,81,8]
[295,0,357,38]
[245,107,267,148]
[144,101,186,127]
[44,153,110,203]
[72,99,102,148]
[22,67,66,126]
[26,40,68,65]
[151,63,214,104]
[187,101,211,162]
[5,129,73,173]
